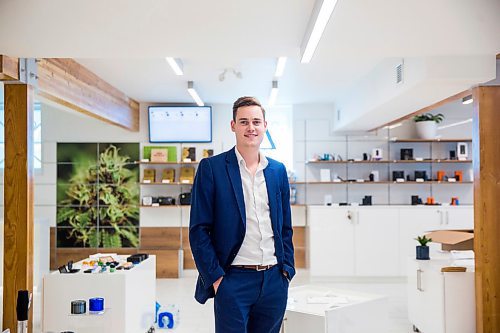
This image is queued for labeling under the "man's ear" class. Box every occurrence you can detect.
[230,120,236,132]
[264,120,268,129]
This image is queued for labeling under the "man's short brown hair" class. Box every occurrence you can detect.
[232,96,266,121]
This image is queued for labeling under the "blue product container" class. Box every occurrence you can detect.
[89,297,105,314]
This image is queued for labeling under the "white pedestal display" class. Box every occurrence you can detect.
[283,285,388,333]
[42,255,156,333]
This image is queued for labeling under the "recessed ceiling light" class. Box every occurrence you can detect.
[300,0,339,63]
[269,81,279,106]
[462,95,473,105]
[275,57,287,77]
[165,57,184,76]
[187,81,204,106]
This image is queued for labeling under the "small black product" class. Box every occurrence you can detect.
[449,150,456,160]
[71,300,86,314]
[157,196,176,206]
[127,253,149,264]
[414,170,427,181]
[392,171,405,181]
[179,192,192,205]
[400,148,413,161]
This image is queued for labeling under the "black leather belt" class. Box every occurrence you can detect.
[232,264,276,271]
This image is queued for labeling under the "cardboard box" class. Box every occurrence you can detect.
[150,148,168,162]
[425,230,474,251]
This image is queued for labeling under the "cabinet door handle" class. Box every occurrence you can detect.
[417,269,423,292]
[446,211,449,225]
[438,210,443,224]
[356,211,360,224]
[347,211,352,222]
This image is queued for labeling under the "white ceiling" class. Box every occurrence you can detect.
[1,0,499,128]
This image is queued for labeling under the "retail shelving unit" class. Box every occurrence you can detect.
[293,136,473,205]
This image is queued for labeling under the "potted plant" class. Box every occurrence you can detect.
[413,113,444,139]
[415,235,432,260]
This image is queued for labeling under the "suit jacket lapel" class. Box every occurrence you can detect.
[226,148,246,225]
[264,162,278,231]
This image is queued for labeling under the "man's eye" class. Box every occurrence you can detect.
[253,121,261,126]
[240,121,248,125]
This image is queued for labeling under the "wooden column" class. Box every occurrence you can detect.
[2,84,34,332]
[473,85,500,333]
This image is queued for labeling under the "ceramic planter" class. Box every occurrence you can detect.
[415,121,437,139]
[416,245,430,260]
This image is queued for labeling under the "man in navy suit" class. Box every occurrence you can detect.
[189,96,295,333]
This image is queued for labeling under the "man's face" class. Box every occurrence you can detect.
[231,105,267,149]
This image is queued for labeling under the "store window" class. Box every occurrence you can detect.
[262,105,293,170]
[0,103,42,169]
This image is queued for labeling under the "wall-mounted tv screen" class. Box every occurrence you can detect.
[148,106,212,143]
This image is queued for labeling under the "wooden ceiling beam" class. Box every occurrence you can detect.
[0,55,19,81]
[370,89,472,132]
[37,58,140,131]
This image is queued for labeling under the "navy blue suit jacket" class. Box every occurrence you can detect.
[189,147,295,304]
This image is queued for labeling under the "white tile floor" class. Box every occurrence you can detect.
[22,269,416,332]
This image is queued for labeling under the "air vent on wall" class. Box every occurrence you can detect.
[395,61,404,84]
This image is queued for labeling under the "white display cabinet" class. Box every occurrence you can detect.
[407,257,475,333]
[308,205,474,277]
[42,255,156,333]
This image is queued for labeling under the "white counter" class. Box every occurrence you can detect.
[42,255,156,333]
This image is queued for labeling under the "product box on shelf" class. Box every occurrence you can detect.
[182,147,196,162]
[150,148,168,162]
[143,169,156,182]
[161,169,175,183]
[143,146,177,162]
[179,167,195,183]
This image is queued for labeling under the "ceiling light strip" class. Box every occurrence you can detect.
[269,81,279,106]
[187,81,204,106]
[166,57,184,76]
[275,57,287,77]
[301,0,339,63]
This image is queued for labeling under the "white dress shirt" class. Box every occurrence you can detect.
[232,148,278,266]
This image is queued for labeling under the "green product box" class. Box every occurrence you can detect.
[143,146,177,162]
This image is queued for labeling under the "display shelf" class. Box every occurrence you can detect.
[391,138,472,143]
[136,161,199,165]
[292,181,472,185]
[295,121,474,206]
[306,160,390,164]
[306,159,472,164]
[140,205,188,208]
[140,182,193,185]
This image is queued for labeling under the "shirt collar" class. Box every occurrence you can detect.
[235,146,268,169]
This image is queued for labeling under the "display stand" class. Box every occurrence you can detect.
[283,285,388,333]
[42,255,156,333]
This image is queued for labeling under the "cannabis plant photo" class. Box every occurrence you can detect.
[57,143,140,248]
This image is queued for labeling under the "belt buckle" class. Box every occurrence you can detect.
[256,265,267,271]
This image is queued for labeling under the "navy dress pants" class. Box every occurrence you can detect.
[214,265,289,333]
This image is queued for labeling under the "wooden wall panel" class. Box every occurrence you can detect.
[473,86,500,333]
[293,226,305,247]
[50,227,181,278]
[146,250,180,278]
[140,227,181,249]
[3,84,34,332]
[0,55,19,81]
